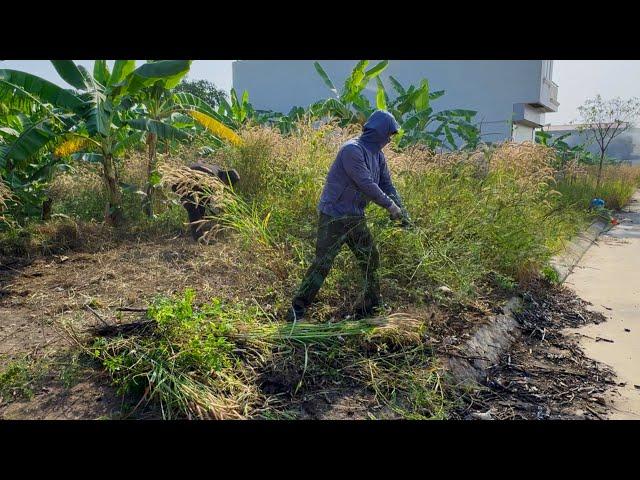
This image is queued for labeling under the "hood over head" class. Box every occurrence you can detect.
[359,110,400,151]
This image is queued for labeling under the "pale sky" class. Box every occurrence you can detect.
[1,60,639,125]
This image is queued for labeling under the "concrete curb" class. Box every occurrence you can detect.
[549,218,611,283]
[442,297,521,387]
[441,218,611,388]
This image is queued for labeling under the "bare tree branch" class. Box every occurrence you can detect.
[576,94,640,187]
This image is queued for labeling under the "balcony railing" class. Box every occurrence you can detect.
[544,78,559,107]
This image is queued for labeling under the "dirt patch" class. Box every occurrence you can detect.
[453,279,616,420]
[0,233,281,419]
[2,228,474,420]
[2,372,122,420]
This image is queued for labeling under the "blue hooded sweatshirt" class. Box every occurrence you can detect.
[318,110,404,218]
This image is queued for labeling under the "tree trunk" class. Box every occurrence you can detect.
[144,132,157,218]
[41,198,53,221]
[102,154,123,226]
[596,150,605,190]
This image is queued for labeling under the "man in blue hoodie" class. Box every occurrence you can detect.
[287,110,410,322]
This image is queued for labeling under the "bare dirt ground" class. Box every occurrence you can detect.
[0,231,276,419]
[0,229,617,420]
[0,225,489,419]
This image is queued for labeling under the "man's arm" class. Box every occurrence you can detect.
[341,145,395,210]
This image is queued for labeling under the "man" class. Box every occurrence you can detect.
[287,110,410,322]
[176,161,240,241]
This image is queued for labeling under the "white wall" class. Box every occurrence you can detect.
[512,124,535,143]
[233,60,548,142]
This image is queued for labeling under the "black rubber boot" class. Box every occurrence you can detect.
[353,295,383,319]
[286,304,306,323]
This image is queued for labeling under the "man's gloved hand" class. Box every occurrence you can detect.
[388,202,403,221]
[400,215,414,230]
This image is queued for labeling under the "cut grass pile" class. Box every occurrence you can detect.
[90,289,446,419]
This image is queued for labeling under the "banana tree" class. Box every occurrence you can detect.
[253,106,309,135]
[311,60,389,125]
[129,76,242,217]
[0,85,73,222]
[0,60,241,226]
[535,130,594,167]
[381,75,480,150]
[1,148,64,221]
[217,87,254,127]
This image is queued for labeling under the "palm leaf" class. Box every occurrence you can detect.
[313,62,338,97]
[0,126,19,138]
[51,60,89,90]
[126,60,192,93]
[109,60,136,86]
[0,69,85,111]
[414,79,430,112]
[343,60,369,101]
[0,119,58,166]
[84,99,110,138]
[173,92,231,125]
[0,80,45,113]
[127,118,191,141]
[376,77,387,110]
[364,60,389,82]
[114,131,145,155]
[93,60,111,86]
[388,76,406,95]
[187,110,242,146]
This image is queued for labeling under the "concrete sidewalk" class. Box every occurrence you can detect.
[565,190,640,419]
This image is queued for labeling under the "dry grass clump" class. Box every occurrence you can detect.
[387,144,468,175]
[158,163,226,210]
[555,162,640,210]
[489,142,555,174]
[0,178,15,225]
[362,313,426,347]
[388,141,556,182]
[48,164,103,202]
[555,158,589,183]
[0,179,14,226]
[157,162,229,243]
[0,217,117,256]
[0,179,13,212]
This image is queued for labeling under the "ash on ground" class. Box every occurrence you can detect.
[453,279,617,420]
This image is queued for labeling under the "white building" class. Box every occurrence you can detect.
[232,60,559,143]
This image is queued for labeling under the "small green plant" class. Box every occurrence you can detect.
[492,272,518,291]
[541,265,561,284]
[0,357,46,401]
[57,352,86,389]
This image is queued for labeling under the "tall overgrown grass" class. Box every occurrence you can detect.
[42,123,638,306]
[211,126,639,306]
[555,162,640,211]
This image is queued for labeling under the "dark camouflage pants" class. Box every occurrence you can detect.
[292,213,381,310]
